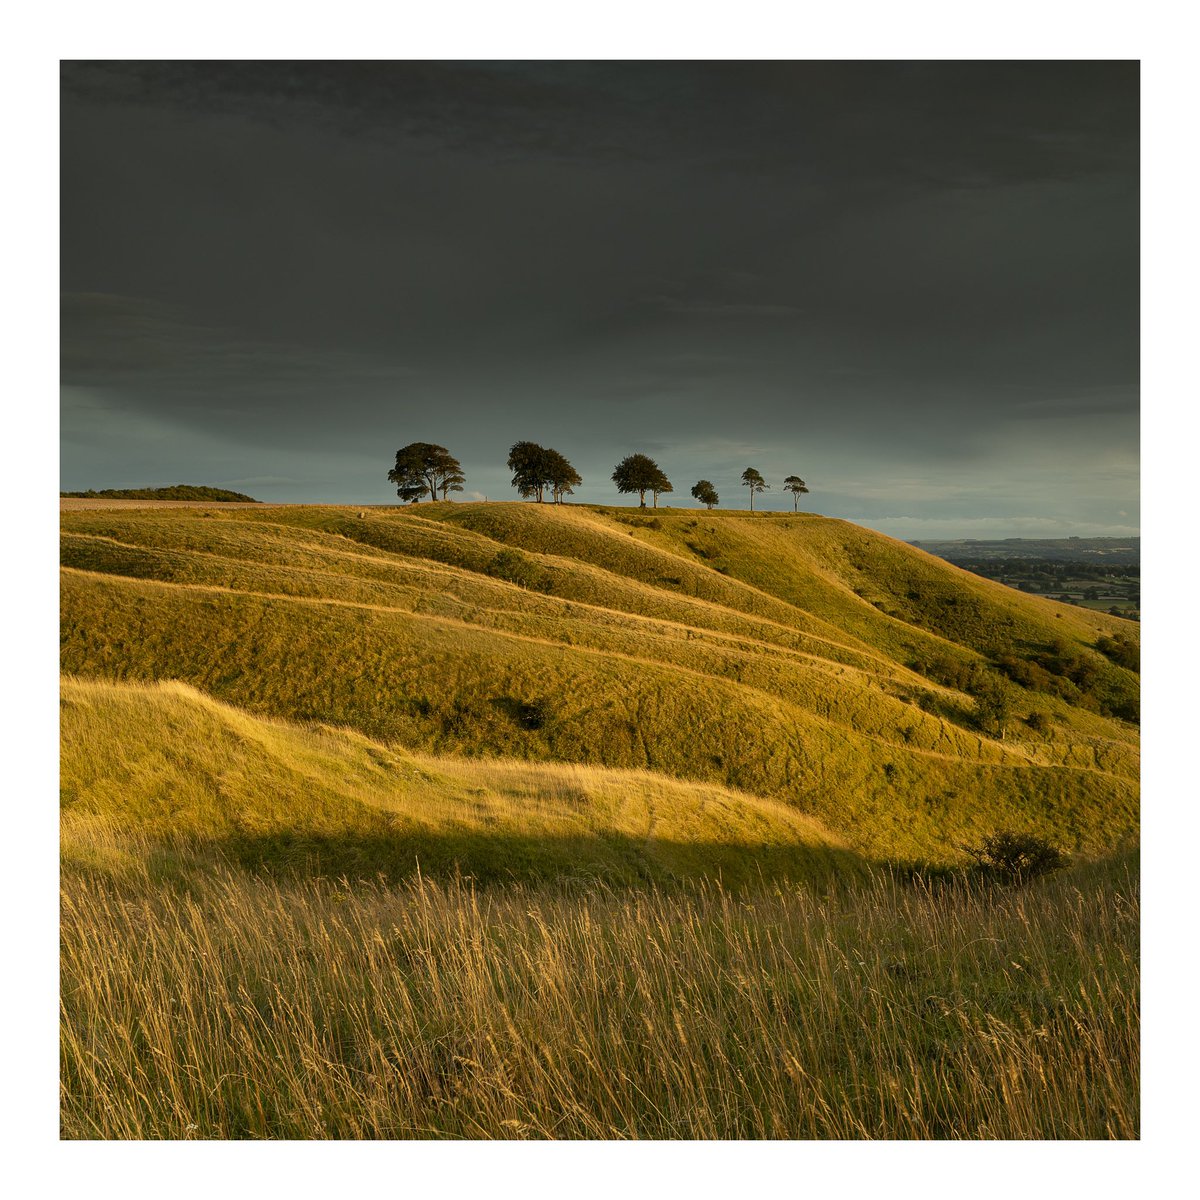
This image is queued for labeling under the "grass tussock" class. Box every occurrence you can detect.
[60,850,1139,1140]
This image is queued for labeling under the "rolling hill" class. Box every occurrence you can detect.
[61,676,862,886]
[59,501,1139,867]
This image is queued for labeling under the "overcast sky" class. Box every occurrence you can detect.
[60,60,1138,538]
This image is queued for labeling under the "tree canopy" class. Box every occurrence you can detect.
[783,475,809,511]
[741,467,768,510]
[439,467,466,499]
[544,449,583,504]
[651,472,673,508]
[507,441,551,502]
[388,443,465,503]
[612,454,670,508]
[690,480,719,509]
[507,442,581,503]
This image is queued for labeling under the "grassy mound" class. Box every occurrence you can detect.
[61,677,862,886]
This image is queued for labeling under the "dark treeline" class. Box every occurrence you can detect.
[61,485,260,502]
[388,442,808,511]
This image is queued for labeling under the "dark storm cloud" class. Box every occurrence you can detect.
[61,291,402,392]
[60,61,1137,534]
[61,60,1135,186]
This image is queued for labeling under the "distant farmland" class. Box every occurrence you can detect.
[913,537,1139,619]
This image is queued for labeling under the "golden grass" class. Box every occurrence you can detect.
[61,677,861,887]
[60,850,1139,1139]
[57,504,1141,1140]
[60,504,1139,863]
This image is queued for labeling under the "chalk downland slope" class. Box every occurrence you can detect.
[60,502,1139,865]
[61,677,862,886]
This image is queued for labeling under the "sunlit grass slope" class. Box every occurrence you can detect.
[61,677,860,886]
[60,502,1139,862]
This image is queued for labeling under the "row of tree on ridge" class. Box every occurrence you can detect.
[388,442,810,511]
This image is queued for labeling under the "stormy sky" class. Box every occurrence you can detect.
[60,60,1139,538]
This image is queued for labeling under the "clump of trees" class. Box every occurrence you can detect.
[60,485,260,502]
[388,443,465,503]
[741,467,768,510]
[507,442,582,503]
[612,454,672,508]
[386,445,809,512]
[967,672,1011,739]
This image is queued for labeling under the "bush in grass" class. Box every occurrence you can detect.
[1096,633,1139,672]
[965,831,1068,884]
[1025,710,1052,734]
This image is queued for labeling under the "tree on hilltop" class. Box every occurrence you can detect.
[507,441,552,502]
[651,469,673,509]
[388,443,464,503]
[612,453,670,508]
[439,467,466,499]
[545,448,583,504]
[690,480,719,509]
[741,467,768,511]
[783,475,809,511]
[507,442,581,503]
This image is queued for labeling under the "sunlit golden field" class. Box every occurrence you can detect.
[59,501,1139,1138]
[61,849,1138,1139]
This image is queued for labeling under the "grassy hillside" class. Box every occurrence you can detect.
[59,502,1140,1141]
[61,677,861,887]
[60,502,1138,863]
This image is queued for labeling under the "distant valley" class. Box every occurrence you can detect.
[912,536,1140,620]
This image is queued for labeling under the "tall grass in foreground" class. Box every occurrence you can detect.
[61,851,1138,1139]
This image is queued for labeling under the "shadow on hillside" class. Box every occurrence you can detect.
[137,828,869,891]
